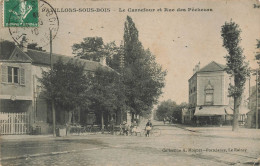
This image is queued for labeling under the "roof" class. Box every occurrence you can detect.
[194,106,231,116]
[9,46,113,72]
[198,61,226,73]
[194,105,250,116]
[188,61,226,81]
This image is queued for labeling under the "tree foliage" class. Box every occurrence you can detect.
[155,100,187,122]
[221,21,250,98]
[70,16,166,120]
[255,39,260,60]
[221,20,250,131]
[0,40,15,60]
[88,67,122,115]
[28,43,45,51]
[72,37,123,71]
[123,16,167,116]
[72,37,107,62]
[39,59,91,112]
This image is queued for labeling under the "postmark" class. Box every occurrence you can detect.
[4,0,38,27]
[8,0,59,48]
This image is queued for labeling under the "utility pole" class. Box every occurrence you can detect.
[256,69,259,129]
[50,30,56,136]
[249,77,251,110]
[119,48,125,124]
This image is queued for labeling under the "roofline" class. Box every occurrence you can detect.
[0,60,32,63]
[188,61,226,81]
[19,48,116,73]
[10,46,33,61]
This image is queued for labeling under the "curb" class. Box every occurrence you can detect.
[0,147,110,161]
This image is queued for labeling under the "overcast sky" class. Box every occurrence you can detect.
[1,0,259,104]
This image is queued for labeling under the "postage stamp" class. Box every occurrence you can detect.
[8,0,59,47]
[3,0,38,27]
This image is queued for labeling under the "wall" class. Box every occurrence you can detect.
[188,74,197,106]
[0,62,32,100]
[197,71,229,106]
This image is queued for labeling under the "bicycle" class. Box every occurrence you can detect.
[143,126,161,137]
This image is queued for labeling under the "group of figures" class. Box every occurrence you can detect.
[163,116,176,124]
[112,119,153,137]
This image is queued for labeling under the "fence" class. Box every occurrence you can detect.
[0,112,29,135]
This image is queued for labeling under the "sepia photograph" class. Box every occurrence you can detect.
[0,0,260,165]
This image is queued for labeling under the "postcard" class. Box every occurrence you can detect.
[0,0,260,165]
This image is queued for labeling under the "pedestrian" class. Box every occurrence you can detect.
[163,117,166,125]
[122,121,129,136]
[131,120,138,135]
[145,119,152,137]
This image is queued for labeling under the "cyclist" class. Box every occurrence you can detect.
[145,119,152,137]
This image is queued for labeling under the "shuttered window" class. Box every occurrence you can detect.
[1,65,8,83]
[1,66,25,85]
[7,67,19,84]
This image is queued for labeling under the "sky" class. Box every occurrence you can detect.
[0,0,259,104]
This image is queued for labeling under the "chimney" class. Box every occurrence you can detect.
[20,36,28,52]
[99,56,106,66]
[197,62,200,71]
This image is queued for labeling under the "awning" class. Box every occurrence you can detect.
[194,106,232,116]
[239,106,250,114]
[194,106,250,116]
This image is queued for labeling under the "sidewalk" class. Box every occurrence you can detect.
[175,124,260,139]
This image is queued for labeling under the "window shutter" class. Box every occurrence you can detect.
[20,68,25,85]
[1,65,8,83]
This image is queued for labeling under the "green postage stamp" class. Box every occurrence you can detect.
[4,0,38,27]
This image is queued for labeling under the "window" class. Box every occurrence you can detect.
[205,81,214,105]
[1,65,25,85]
[205,93,213,104]
[8,67,19,83]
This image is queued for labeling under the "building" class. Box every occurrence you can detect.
[184,61,249,126]
[0,46,115,135]
[247,85,260,128]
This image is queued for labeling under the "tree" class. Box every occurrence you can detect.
[155,100,177,121]
[88,67,122,131]
[172,102,188,123]
[72,37,105,62]
[72,37,121,70]
[28,43,45,51]
[0,40,15,60]
[221,20,250,131]
[39,59,91,124]
[123,16,166,118]
[155,100,187,122]
[105,42,123,71]
[255,39,260,60]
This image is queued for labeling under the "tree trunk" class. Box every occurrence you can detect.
[101,111,104,134]
[68,111,73,124]
[232,96,240,131]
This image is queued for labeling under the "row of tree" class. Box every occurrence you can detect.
[155,100,187,123]
[39,16,167,126]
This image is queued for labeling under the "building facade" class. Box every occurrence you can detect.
[0,46,114,135]
[184,61,249,126]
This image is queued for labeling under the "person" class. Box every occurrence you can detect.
[121,121,129,136]
[163,117,166,125]
[145,119,152,137]
[131,120,138,135]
